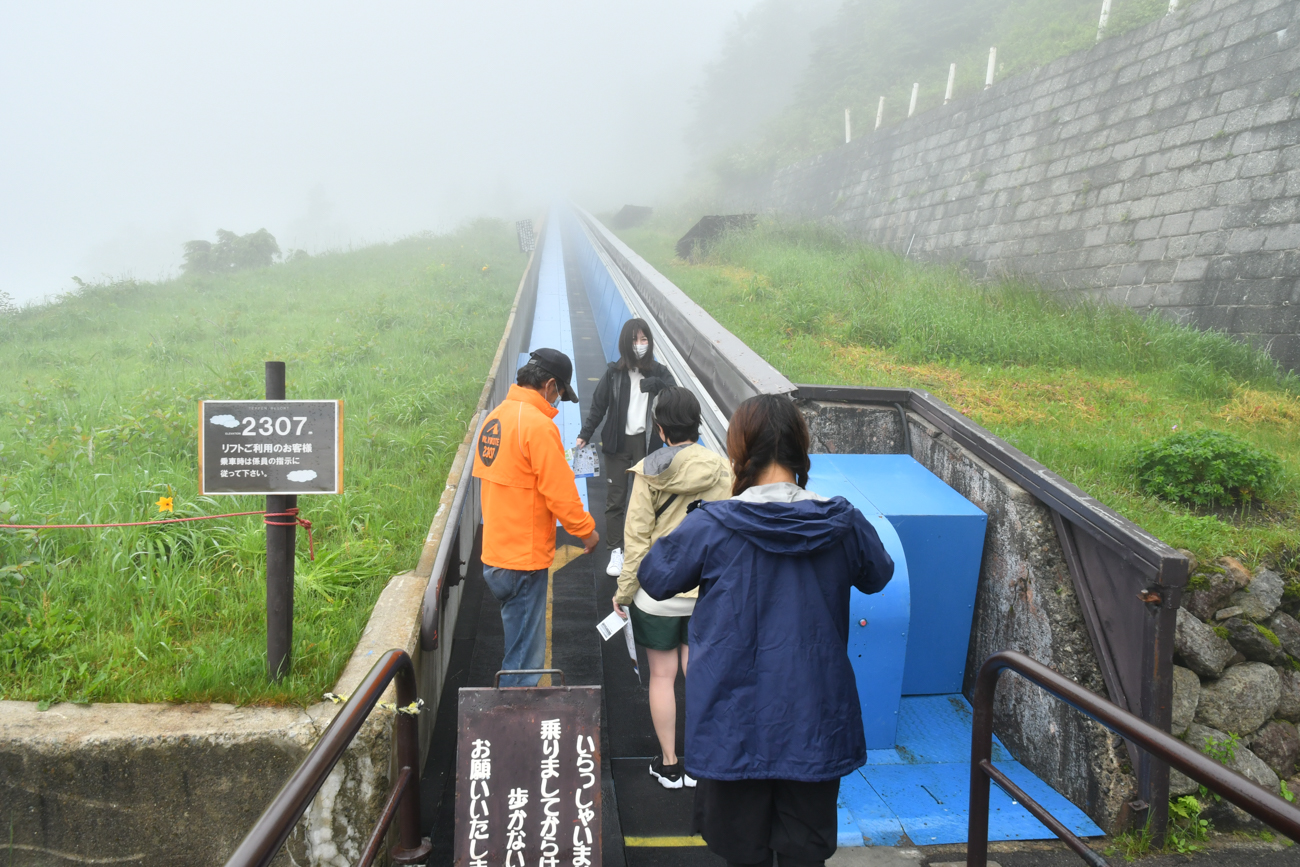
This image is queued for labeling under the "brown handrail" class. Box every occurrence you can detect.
[224,649,432,867]
[968,650,1300,866]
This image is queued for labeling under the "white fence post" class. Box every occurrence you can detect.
[876,96,885,130]
[845,108,852,143]
[945,63,957,104]
[908,82,919,118]
[985,47,997,89]
[1097,0,1112,41]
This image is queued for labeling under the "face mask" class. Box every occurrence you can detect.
[548,383,562,407]
[634,343,649,359]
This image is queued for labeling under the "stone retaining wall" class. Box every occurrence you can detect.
[732,0,1300,372]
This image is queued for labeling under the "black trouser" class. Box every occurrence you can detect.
[694,777,840,867]
[603,433,647,550]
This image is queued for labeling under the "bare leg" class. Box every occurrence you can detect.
[646,646,682,764]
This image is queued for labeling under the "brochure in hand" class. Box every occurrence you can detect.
[568,443,599,478]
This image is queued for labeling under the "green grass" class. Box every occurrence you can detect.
[616,214,1300,572]
[0,220,520,706]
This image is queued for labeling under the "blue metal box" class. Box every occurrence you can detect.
[813,454,987,696]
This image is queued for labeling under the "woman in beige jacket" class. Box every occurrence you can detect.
[612,386,733,789]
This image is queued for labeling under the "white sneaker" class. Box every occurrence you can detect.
[606,548,624,577]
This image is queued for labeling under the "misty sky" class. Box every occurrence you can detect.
[0,1,760,302]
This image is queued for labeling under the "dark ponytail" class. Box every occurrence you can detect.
[726,394,811,496]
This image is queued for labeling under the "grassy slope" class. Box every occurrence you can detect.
[0,221,520,705]
[617,215,1300,572]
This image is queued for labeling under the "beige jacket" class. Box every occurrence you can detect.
[616,443,734,606]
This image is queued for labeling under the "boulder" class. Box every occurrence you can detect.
[1171,665,1200,737]
[1249,721,1300,779]
[1218,557,1253,587]
[1215,606,1245,620]
[1269,611,1300,659]
[1186,723,1280,793]
[1169,768,1199,796]
[1220,616,1287,665]
[1277,667,1300,723]
[1194,663,1280,735]
[1230,568,1284,622]
[1175,608,1236,677]
[1183,572,1237,621]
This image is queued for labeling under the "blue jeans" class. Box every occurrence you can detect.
[481,566,548,687]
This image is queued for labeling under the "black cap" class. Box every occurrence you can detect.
[528,348,578,403]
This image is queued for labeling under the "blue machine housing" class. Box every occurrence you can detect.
[809,454,987,748]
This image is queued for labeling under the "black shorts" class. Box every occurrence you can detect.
[694,777,840,866]
[629,603,690,650]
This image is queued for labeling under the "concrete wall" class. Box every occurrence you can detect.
[800,400,1133,831]
[733,0,1300,372]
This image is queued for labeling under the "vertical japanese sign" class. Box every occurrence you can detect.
[455,686,601,867]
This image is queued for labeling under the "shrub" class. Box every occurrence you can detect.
[182,229,281,275]
[1135,429,1281,507]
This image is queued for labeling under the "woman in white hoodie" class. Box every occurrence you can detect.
[613,386,733,789]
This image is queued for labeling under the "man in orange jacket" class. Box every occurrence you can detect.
[473,348,599,686]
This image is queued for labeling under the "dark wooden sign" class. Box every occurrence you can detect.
[455,686,602,867]
[199,399,342,495]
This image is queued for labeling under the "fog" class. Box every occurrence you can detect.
[0,1,761,302]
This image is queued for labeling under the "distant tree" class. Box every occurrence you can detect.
[0,289,15,316]
[182,229,281,275]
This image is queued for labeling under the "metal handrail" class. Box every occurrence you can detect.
[968,650,1300,866]
[224,650,432,867]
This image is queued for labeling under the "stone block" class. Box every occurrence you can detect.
[1175,608,1237,677]
[1265,224,1300,251]
[1240,150,1282,177]
[1195,662,1282,735]
[1134,216,1163,240]
[1173,258,1211,281]
[1172,665,1202,738]
[1215,178,1255,205]
[1139,238,1171,261]
[1189,207,1227,233]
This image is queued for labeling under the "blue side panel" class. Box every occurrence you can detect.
[561,209,632,364]
[530,214,587,514]
[808,455,909,749]
[838,770,906,847]
[821,455,987,695]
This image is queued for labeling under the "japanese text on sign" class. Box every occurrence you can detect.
[199,399,342,495]
[455,687,601,867]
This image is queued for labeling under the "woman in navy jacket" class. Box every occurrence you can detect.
[638,394,894,867]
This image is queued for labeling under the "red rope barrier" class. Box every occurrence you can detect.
[0,508,316,559]
[264,507,314,560]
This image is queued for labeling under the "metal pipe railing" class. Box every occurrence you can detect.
[968,650,1300,866]
[224,650,432,867]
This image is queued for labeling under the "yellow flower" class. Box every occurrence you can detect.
[481,265,490,272]
[156,496,174,513]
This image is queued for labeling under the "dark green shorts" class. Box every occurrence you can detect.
[629,603,690,651]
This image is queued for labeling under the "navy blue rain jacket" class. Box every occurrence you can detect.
[638,494,894,782]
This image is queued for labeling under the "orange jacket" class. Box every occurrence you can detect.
[473,385,596,571]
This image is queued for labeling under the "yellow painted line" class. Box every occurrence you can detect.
[542,545,584,687]
[623,836,707,848]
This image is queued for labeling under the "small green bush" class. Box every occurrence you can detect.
[1135,429,1281,506]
